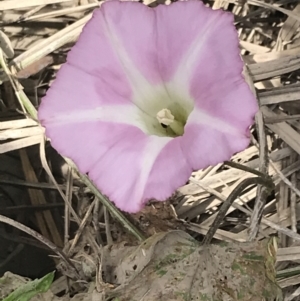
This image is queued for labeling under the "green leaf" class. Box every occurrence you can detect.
[3,271,55,301]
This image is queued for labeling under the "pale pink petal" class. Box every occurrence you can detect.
[38,63,153,133]
[86,125,151,213]
[183,6,258,129]
[43,117,147,212]
[38,63,129,117]
[165,1,258,162]
[197,80,258,133]
[66,0,162,114]
[38,0,258,213]
[66,5,133,106]
[93,1,160,84]
[179,102,254,171]
[95,0,233,85]
[43,113,190,212]
[181,122,250,171]
[88,134,191,213]
[142,137,192,201]
[155,1,225,82]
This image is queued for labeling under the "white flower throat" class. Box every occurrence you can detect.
[134,85,194,138]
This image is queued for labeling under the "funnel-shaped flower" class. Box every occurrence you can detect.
[38,0,258,212]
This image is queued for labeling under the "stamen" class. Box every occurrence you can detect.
[156,108,174,126]
[156,108,184,136]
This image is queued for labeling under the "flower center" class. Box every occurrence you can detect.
[134,86,194,138]
[156,108,184,136]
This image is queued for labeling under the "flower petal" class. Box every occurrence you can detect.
[66,4,133,106]
[180,94,255,170]
[164,1,258,164]
[181,121,250,171]
[180,5,258,128]
[43,111,185,212]
[38,64,155,134]
[155,1,223,83]
[191,78,258,132]
[67,1,160,113]
[142,137,193,201]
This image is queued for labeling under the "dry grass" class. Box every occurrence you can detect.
[1,0,300,299]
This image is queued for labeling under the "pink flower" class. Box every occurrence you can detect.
[38,0,258,213]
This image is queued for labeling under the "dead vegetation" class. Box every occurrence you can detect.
[1,0,300,300]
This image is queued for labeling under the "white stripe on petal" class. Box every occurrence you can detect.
[43,105,151,131]
[102,15,157,114]
[133,135,172,203]
[188,108,245,137]
[172,14,219,89]
[102,12,192,120]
